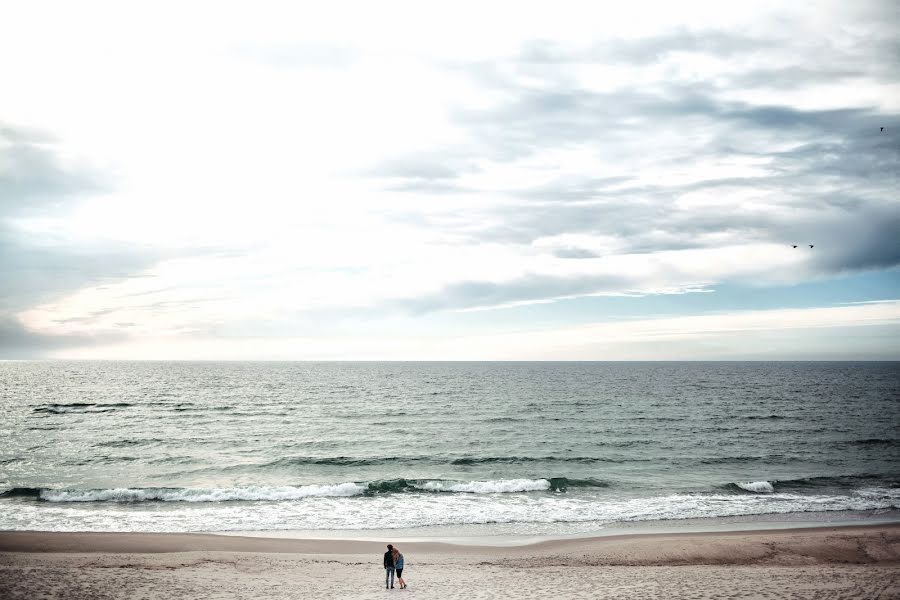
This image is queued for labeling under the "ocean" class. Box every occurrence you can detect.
[1,361,898,536]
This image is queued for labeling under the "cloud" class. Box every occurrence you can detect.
[516,29,769,67]
[0,316,124,359]
[238,43,358,69]
[2,6,898,357]
[370,24,900,301]
[363,151,483,195]
[0,122,101,210]
[804,205,900,273]
[518,176,634,201]
[449,86,895,163]
[57,300,900,361]
[0,224,156,311]
[392,272,634,314]
[550,247,603,259]
[0,124,163,354]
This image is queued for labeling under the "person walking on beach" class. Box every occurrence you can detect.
[391,547,407,589]
[383,543,395,589]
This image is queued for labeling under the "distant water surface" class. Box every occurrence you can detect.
[1,361,898,533]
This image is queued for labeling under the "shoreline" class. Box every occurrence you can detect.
[211,508,900,546]
[2,521,899,559]
[3,524,898,599]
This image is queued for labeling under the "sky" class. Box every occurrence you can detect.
[1,0,899,360]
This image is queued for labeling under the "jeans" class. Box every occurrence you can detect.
[385,567,395,588]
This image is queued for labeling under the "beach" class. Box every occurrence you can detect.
[4,362,898,598]
[2,523,898,599]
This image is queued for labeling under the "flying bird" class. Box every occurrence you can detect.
[881,127,884,132]
[809,244,814,248]
[792,245,798,248]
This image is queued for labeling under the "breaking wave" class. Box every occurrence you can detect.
[25,484,367,503]
[3,484,899,533]
[0,477,609,503]
[735,481,775,494]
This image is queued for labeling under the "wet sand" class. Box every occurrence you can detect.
[1,524,898,599]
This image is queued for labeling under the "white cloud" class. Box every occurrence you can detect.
[2,1,898,358]
[17,239,822,339]
[53,300,900,360]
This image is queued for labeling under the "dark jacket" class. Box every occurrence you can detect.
[384,550,394,569]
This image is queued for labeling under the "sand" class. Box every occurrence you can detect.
[1,524,898,599]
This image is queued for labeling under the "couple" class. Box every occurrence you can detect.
[382,544,407,589]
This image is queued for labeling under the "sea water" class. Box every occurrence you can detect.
[1,361,898,534]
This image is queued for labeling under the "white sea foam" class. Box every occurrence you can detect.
[415,479,552,494]
[40,483,366,503]
[736,481,775,493]
[6,486,900,533]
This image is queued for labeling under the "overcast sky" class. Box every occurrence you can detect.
[1,0,898,360]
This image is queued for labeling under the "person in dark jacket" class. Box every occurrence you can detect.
[383,543,395,589]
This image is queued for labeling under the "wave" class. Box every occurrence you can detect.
[1,477,610,503]
[261,455,631,468]
[364,477,608,494]
[32,402,133,415]
[364,478,556,494]
[416,479,551,493]
[265,456,402,467]
[450,456,627,465]
[771,475,899,490]
[32,483,367,503]
[6,484,899,533]
[548,477,609,490]
[412,477,607,493]
[697,454,791,465]
[849,438,898,446]
[0,487,42,499]
[722,475,899,495]
[173,405,234,412]
[734,481,775,494]
[95,438,163,448]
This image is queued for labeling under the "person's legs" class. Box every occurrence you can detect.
[396,568,405,588]
[385,567,395,588]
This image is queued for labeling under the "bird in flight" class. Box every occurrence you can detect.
[792,245,798,248]
[809,244,814,248]
[881,127,884,132]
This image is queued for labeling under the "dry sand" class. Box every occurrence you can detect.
[1,524,898,599]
